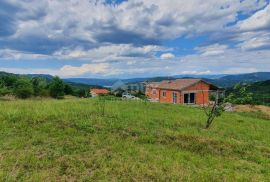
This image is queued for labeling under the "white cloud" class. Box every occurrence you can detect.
[223,67,258,74]
[238,4,270,31]
[160,53,175,59]
[52,44,167,61]
[196,44,228,56]
[59,63,113,77]
[0,49,49,60]
[236,31,270,50]
[2,0,268,54]
[1,0,270,77]
[181,70,212,75]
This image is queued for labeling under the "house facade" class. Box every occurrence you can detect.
[90,88,110,97]
[145,79,219,105]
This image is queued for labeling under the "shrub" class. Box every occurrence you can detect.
[226,83,253,104]
[13,78,34,99]
[49,77,65,99]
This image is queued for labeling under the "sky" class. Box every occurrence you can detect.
[0,0,270,78]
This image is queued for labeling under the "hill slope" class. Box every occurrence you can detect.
[246,80,270,105]
[207,72,270,88]
[0,99,269,181]
[64,72,270,88]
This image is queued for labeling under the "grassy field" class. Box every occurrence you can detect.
[0,99,270,181]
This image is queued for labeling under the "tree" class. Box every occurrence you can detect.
[64,84,74,95]
[2,75,17,87]
[31,77,48,97]
[0,79,11,96]
[204,99,224,129]
[201,89,225,129]
[49,77,65,99]
[76,88,90,98]
[0,87,11,96]
[13,78,34,99]
[226,83,253,104]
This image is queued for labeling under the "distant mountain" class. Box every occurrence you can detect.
[173,74,228,79]
[0,71,54,80]
[64,78,118,87]
[206,72,270,88]
[65,72,270,88]
[24,74,54,80]
[2,71,270,89]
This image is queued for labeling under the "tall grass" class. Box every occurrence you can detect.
[0,98,269,181]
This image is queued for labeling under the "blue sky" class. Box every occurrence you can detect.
[0,0,270,78]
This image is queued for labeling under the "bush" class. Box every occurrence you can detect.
[64,84,74,95]
[31,77,48,97]
[225,84,253,104]
[49,77,65,99]
[13,78,34,99]
[0,87,11,96]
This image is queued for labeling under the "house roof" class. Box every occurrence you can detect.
[91,88,110,94]
[146,79,219,91]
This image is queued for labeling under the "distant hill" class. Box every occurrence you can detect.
[0,71,54,81]
[206,72,270,88]
[64,76,177,86]
[0,71,98,90]
[226,79,270,105]
[64,78,118,87]
[247,80,270,105]
[24,74,54,80]
[64,72,270,88]
[2,71,270,88]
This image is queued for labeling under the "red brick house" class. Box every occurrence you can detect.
[145,79,219,105]
[90,88,110,97]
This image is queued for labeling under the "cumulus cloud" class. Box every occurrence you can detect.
[160,53,175,59]
[59,63,112,77]
[0,0,268,54]
[2,47,270,78]
[237,4,270,31]
[0,0,270,77]
[237,32,270,50]
[196,44,228,56]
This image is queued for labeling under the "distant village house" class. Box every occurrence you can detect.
[90,88,110,97]
[145,79,219,105]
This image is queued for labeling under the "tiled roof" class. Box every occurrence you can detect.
[91,88,110,94]
[146,79,202,90]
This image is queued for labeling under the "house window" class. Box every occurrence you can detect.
[162,91,166,97]
[172,92,177,104]
[152,89,157,95]
[184,93,196,104]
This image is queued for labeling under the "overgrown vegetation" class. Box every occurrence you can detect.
[226,83,253,104]
[226,80,270,106]
[0,99,269,181]
[0,72,92,99]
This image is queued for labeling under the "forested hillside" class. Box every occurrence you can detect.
[226,80,270,105]
[0,72,95,99]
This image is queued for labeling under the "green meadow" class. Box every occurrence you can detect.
[0,99,269,181]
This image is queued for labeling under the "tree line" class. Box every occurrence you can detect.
[0,74,91,99]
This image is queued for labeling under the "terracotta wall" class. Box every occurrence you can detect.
[159,90,181,104]
[146,81,211,105]
[183,81,210,105]
[145,86,160,101]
